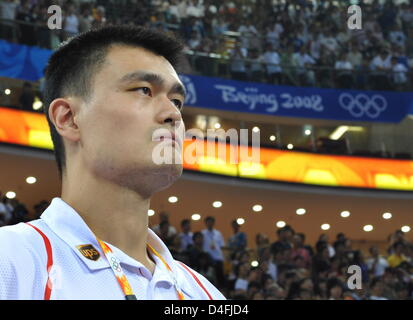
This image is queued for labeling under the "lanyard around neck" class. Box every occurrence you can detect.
[97,239,185,300]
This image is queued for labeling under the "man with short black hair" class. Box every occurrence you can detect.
[178,219,193,251]
[202,216,225,289]
[0,25,224,300]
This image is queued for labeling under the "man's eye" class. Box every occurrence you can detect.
[133,87,152,96]
[172,99,183,109]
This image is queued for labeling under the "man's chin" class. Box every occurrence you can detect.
[153,163,183,187]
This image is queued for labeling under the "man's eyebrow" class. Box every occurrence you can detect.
[118,71,186,99]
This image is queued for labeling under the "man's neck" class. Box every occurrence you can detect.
[61,172,156,274]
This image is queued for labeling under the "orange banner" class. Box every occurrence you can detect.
[1,107,412,190]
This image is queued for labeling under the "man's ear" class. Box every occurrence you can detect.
[48,97,81,143]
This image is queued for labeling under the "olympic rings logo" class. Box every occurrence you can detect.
[110,257,122,272]
[338,93,387,118]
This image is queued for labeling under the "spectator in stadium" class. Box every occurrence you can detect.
[0,0,18,42]
[178,218,193,251]
[368,277,389,300]
[347,44,363,68]
[318,233,335,258]
[227,219,247,255]
[261,43,282,85]
[151,211,177,236]
[202,216,226,289]
[248,48,264,82]
[292,45,316,86]
[271,225,294,257]
[355,55,372,90]
[334,51,354,89]
[390,56,409,90]
[187,30,201,50]
[233,261,250,295]
[157,220,176,248]
[290,233,312,269]
[62,3,79,40]
[18,81,35,110]
[327,277,344,300]
[15,0,36,46]
[78,3,93,34]
[387,241,408,268]
[367,245,389,278]
[229,41,248,81]
[370,48,392,90]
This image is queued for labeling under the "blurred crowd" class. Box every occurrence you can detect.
[0,0,413,90]
[2,193,412,300]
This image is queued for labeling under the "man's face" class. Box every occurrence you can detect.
[76,45,185,195]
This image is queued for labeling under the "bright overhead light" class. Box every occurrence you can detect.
[287,144,294,150]
[401,226,411,233]
[330,126,364,140]
[252,126,260,133]
[148,209,155,216]
[214,122,221,129]
[363,225,374,232]
[251,260,259,267]
[26,176,37,184]
[4,89,11,95]
[32,99,43,111]
[5,191,16,199]
[340,211,351,218]
[382,212,392,220]
[296,208,306,215]
[276,221,286,228]
[236,218,245,225]
[168,196,178,203]
[270,135,276,141]
[321,223,330,230]
[252,204,263,212]
[191,213,201,221]
[212,201,222,208]
[304,129,312,136]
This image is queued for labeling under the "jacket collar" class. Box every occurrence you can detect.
[40,197,179,287]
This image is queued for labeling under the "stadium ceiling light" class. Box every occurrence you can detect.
[330,126,364,140]
[401,226,411,233]
[252,126,260,133]
[236,218,245,225]
[4,89,11,95]
[382,212,392,220]
[321,223,330,230]
[276,221,286,228]
[32,100,43,111]
[26,176,37,184]
[287,144,294,150]
[304,129,312,136]
[340,211,351,218]
[214,122,221,129]
[270,135,276,141]
[168,196,178,203]
[296,208,306,215]
[363,225,374,232]
[191,213,201,221]
[252,204,263,212]
[212,201,222,208]
[147,209,155,216]
[5,191,16,199]
[251,260,259,267]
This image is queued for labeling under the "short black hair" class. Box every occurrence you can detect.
[181,219,190,227]
[204,216,215,223]
[43,25,184,179]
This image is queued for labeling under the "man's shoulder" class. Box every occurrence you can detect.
[174,260,226,300]
[0,220,47,260]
